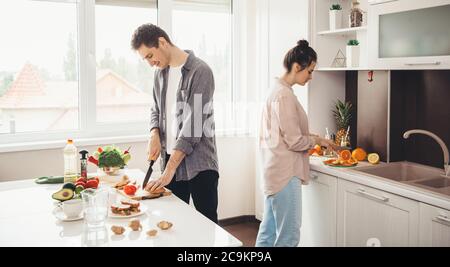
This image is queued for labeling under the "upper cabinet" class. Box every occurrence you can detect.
[311,0,450,70]
[368,0,450,69]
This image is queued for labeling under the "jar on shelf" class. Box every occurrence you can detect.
[349,1,363,28]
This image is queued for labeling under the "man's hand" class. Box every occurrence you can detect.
[145,150,186,193]
[147,128,161,161]
[145,168,175,193]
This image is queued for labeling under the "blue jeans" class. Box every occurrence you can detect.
[255,177,302,247]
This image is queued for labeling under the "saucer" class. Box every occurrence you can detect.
[53,207,84,222]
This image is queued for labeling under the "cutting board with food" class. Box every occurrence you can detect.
[113,174,171,201]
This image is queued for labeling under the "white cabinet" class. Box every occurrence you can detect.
[337,179,420,246]
[368,0,450,69]
[299,171,337,247]
[419,203,450,247]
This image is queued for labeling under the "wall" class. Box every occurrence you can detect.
[390,70,450,169]
[356,70,389,161]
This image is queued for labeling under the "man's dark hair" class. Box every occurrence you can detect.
[131,23,173,50]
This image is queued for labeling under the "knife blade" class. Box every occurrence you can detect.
[142,160,155,189]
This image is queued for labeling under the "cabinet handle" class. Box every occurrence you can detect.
[404,62,441,66]
[369,0,398,5]
[310,174,319,180]
[436,215,450,223]
[357,189,390,202]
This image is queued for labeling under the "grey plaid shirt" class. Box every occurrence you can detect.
[149,50,219,181]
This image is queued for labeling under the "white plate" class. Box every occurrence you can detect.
[108,205,147,219]
[53,207,84,222]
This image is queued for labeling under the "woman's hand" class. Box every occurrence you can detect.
[315,137,341,151]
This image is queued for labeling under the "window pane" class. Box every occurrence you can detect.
[0,0,79,134]
[95,1,157,123]
[172,0,232,131]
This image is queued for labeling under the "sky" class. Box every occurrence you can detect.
[0,0,231,78]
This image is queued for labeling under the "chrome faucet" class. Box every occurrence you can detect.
[403,129,450,177]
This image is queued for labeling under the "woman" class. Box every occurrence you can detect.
[256,40,339,247]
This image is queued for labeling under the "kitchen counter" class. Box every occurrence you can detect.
[309,157,450,210]
[0,169,242,247]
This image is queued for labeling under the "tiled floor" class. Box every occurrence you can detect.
[222,221,260,247]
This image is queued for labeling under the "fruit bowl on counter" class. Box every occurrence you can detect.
[88,145,131,178]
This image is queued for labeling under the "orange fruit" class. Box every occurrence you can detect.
[339,150,352,161]
[308,148,317,156]
[314,145,322,153]
[368,153,380,164]
[348,157,358,165]
[352,148,367,161]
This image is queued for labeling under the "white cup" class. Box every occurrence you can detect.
[62,199,83,218]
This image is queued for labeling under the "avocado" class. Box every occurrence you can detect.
[52,188,74,202]
[62,182,76,191]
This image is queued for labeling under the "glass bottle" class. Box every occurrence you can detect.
[63,139,78,183]
[350,1,363,27]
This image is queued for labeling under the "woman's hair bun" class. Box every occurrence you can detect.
[297,39,309,50]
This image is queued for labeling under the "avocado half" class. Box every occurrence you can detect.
[62,182,76,191]
[52,188,74,201]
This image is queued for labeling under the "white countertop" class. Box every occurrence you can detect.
[0,169,243,247]
[309,156,450,210]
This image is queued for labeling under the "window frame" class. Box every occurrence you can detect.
[0,0,242,150]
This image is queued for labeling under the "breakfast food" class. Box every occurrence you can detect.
[111,201,140,216]
[121,199,140,208]
[308,144,324,156]
[339,150,352,161]
[368,153,380,164]
[323,149,358,167]
[128,219,142,231]
[111,225,126,235]
[149,187,166,194]
[157,221,173,230]
[114,175,130,190]
[147,229,158,237]
[352,148,367,161]
[124,184,137,196]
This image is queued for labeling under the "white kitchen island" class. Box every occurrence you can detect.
[0,169,243,247]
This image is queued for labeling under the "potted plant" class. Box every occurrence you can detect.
[329,4,342,30]
[88,145,131,176]
[346,39,360,67]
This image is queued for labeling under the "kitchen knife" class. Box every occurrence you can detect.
[142,160,155,189]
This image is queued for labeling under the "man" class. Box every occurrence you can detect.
[131,24,219,223]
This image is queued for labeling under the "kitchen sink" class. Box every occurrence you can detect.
[351,161,450,197]
[414,176,450,189]
[352,161,444,182]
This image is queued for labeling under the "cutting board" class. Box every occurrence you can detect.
[117,187,172,201]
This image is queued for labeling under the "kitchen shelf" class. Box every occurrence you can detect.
[317,26,367,36]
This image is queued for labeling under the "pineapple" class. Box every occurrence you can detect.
[333,100,353,146]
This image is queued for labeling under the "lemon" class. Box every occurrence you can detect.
[367,153,380,164]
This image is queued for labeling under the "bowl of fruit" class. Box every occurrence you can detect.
[88,146,131,176]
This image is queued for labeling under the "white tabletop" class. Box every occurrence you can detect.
[0,169,243,247]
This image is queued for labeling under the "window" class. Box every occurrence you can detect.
[0,0,242,147]
[95,0,157,123]
[172,0,233,132]
[0,0,79,134]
